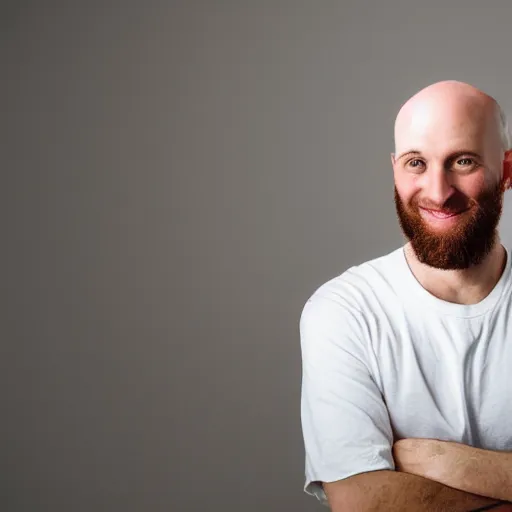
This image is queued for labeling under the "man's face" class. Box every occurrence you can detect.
[392,101,506,269]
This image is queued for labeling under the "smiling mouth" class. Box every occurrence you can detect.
[419,207,469,219]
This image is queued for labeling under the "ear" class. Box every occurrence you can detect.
[503,149,512,190]
[391,153,396,166]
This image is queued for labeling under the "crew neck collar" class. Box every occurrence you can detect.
[397,244,511,318]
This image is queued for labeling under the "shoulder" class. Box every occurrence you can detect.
[299,247,405,356]
[301,246,405,322]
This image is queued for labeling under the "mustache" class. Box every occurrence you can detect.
[411,182,502,214]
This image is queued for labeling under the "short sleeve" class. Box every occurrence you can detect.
[299,291,394,506]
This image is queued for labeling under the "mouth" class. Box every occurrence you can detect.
[419,206,470,226]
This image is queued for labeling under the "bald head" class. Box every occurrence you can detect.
[394,81,509,159]
[392,81,512,270]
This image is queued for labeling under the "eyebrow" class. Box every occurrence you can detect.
[396,150,421,161]
[395,150,483,161]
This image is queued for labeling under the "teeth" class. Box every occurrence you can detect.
[424,209,461,219]
[430,211,455,218]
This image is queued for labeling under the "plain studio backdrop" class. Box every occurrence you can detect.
[3,2,512,511]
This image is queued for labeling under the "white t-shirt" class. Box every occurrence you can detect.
[300,245,512,506]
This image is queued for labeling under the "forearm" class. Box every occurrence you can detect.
[394,439,512,502]
[324,470,507,512]
[428,443,512,502]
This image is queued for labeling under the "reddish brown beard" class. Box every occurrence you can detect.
[394,184,504,269]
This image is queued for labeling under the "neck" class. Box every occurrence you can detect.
[404,238,507,305]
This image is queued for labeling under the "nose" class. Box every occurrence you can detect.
[420,165,454,207]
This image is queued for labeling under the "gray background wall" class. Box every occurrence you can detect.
[4,2,512,511]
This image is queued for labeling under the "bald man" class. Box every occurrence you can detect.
[300,81,512,511]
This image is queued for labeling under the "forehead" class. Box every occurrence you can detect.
[394,100,492,156]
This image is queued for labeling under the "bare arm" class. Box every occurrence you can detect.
[324,470,509,512]
[393,438,512,502]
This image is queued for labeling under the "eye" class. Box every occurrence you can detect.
[452,157,479,173]
[406,159,425,172]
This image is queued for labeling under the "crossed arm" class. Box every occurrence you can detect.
[324,440,512,511]
[393,438,512,503]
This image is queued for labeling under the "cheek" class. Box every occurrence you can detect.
[457,174,488,199]
[394,177,417,205]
